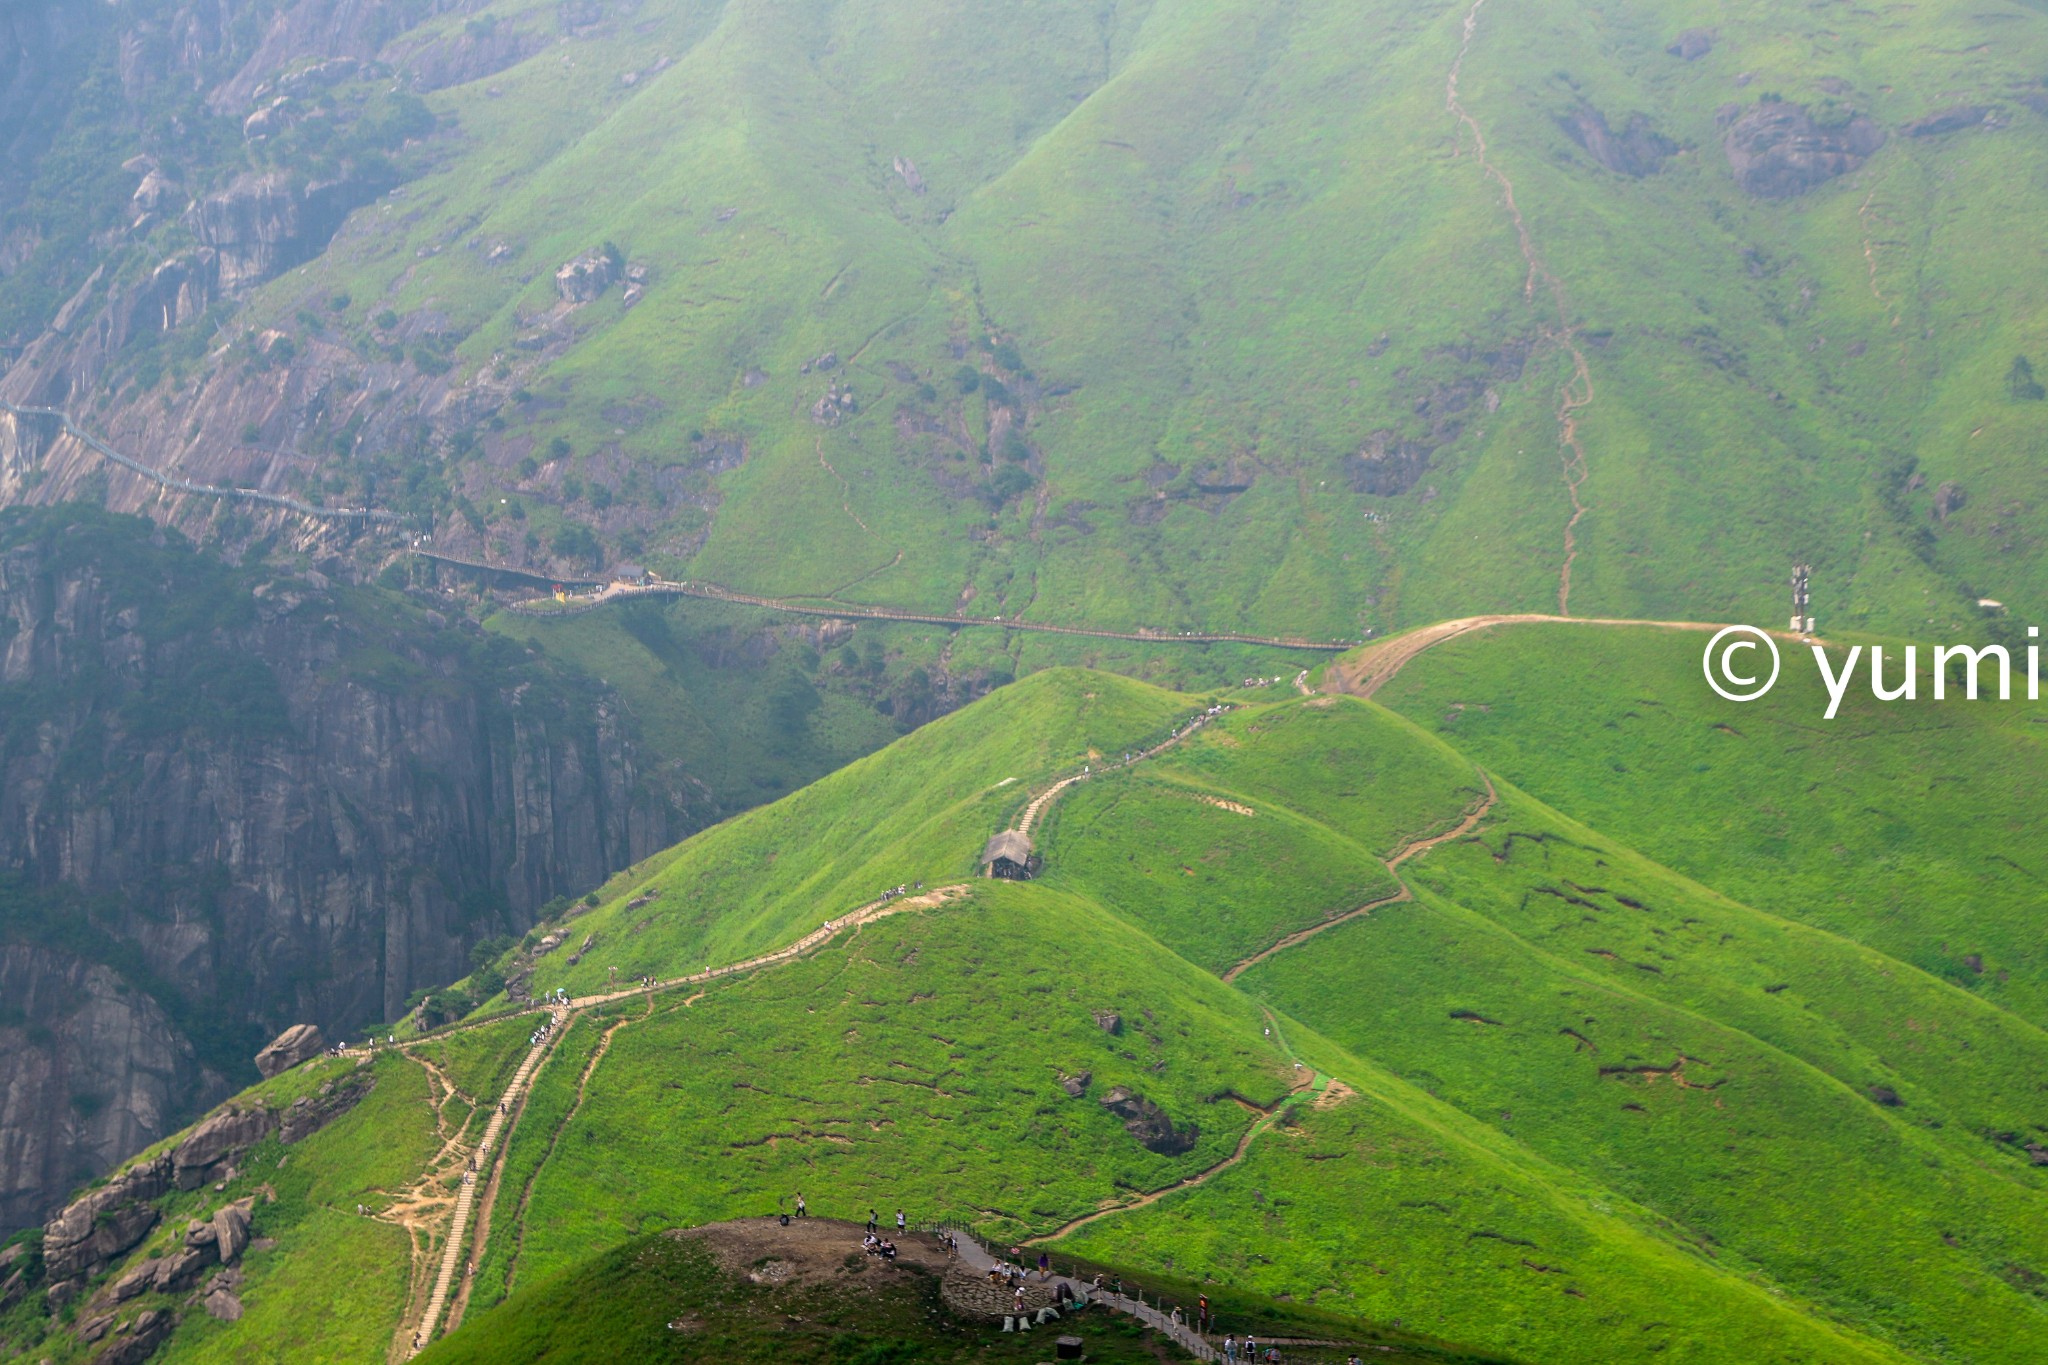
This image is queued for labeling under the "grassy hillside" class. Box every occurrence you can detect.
[1372,620,2048,1022]
[15,0,2047,639]
[9,638,2046,1364]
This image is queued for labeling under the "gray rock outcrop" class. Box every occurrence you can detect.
[187,171,385,291]
[1666,28,1714,61]
[1098,1086,1198,1156]
[0,513,673,1231]
[254,1024,325,1079]
[1559,106,1677,177]
[1903,105,1987,137]
[555,254,618,303]
[0,944,224,1241]
[1724,100,1886,198]
[91,1305,174,1364]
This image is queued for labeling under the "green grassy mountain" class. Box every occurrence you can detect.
[5,0,2046,639]
[6,635,2043,1364]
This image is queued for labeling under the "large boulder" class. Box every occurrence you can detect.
[151,1245,214,1294]
[172,1108,276,1189]
[253,1023,325,1079]
[1724,100,1886,198]
[92,1307,175,1364]
[1666,28,1714,61]
[42,1156,171,1282]
[212,1200,253,1266]
[109,1260,160,1303]
[1098,1086,1199,1156]
[554,253,617,303]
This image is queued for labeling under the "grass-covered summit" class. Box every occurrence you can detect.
[7,633,2045,1364]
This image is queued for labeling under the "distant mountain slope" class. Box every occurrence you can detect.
[9,644,2045,1364]
[3,0,2044,638]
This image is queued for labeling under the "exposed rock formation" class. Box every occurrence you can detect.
[397,19,546,93]
[556,253,618,303]
[1903,105,1987,137]
[253,1025,325,1080]
[0,509,676,1233]
[1097,1085,1198,1156]
[1724,100,1886,198]
[1559,106,1677,177]
[1666,29,1714,61]
[43,1086,351,1298]
[0,943,226,1241]
[187,171,386,291]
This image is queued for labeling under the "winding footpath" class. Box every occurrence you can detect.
[1222,774,1498,983]
[1444,0,1593,615]
[389,703,1235,1352]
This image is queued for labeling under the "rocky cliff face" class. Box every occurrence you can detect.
[0,943,227,1239]
[0,507,678,1232]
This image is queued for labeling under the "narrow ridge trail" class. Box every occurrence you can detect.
[1221,773,1497,983]
[444,1003,646,1334]
[1324,611,1812,700]
[388,698,1235,1350]
[1445,0,1594,615]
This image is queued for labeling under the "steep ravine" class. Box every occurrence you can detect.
[0,507,680,1233]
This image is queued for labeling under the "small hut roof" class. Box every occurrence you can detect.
[981,830,1034,866]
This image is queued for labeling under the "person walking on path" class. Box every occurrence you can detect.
[896,1208,906,1235]
[795,1192,807,1218]
[1224,1336,1239,1363]
[1037,1250,1050,1280]
[1245,1332,1258,1361]
[867,1208,879,1235]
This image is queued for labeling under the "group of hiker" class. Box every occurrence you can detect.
[779,1196,1350,1361]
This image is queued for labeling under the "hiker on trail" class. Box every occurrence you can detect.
[896,1208,906,1233]
[795,1192,807,1217]
[1037,1250,1050,1280]
[1224,1336,1238,1362]
[1245,1332,1258,1360]
[867,1208,879,1234]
